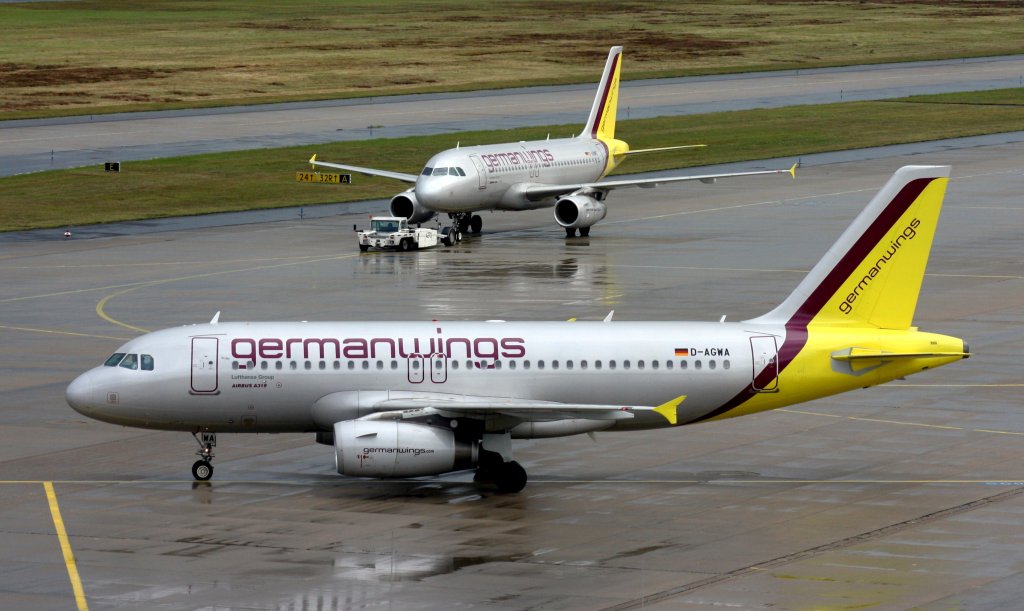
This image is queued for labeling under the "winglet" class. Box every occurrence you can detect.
[788,162,797,179]
[653,395,685,425]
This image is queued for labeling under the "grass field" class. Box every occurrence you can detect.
[2,0,1024,120]
[2,88,1022,233]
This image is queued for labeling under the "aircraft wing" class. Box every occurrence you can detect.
[522,164,796,201]
[308,154,418,183]
[361,392,682,425]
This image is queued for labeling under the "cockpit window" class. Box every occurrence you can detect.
[432,167,448,177]
[141,354,154,371]
[119,354,138,370]
[104,353,126,367]
[421,167,433,176]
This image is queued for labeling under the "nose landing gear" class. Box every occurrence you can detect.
[191,431,216,481]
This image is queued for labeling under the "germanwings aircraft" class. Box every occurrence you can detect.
[308,46,795,239]
[67,166,967,492]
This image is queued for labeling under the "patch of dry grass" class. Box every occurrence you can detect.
[2,0,1023,119]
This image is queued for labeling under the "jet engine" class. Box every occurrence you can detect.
[334,420,477,478]
[389,189,437,224]
[554,194,607,230]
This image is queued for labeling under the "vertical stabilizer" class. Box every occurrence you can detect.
[581,46,622,141]
[748,166,951,330]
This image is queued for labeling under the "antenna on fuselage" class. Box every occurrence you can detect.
[210,311,221,324]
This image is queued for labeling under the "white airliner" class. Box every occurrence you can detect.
[67,166,967,492]
[308,46,795,238]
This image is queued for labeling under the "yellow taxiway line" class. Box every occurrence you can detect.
[43,482,89,611]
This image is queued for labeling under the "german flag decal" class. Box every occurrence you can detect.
[674,348,689,357]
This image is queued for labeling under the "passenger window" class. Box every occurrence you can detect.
[275,361,283,370]
[695,360,702,370]
[666,360,673,370]
[566,360,573,370]
[723,360,730,370]
[391,360,398,370]
[595,360,602,369]
[104,353,126,367]
[494,361,502,370]
[362,361,369,370]
[651,360,658,370]
[538,360,545,370]
[348,361,355,370]
[609,360,616,370]
[452,360,459,370]
[552,360,559,370]
[524,360,531,370]
[119,354,138,370]
[290,361,297,370]
[581,360,588,370]
[508,361,516,370]
[378,361,385,370]
[304,361,312,370]
[709,360,716,370]
[623,360,630,370]
[334,361,341,370]
[141,354,154,371]
[319,361,327,370]
[680,360,687,370]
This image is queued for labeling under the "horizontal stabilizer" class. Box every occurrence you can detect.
[623,144,707,155]
[831,347,971,361]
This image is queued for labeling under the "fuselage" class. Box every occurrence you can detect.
[414,135,620,213]
[65,319,963,435]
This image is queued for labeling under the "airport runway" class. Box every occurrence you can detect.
[0,139,1022,609]
[3,54,1024,176]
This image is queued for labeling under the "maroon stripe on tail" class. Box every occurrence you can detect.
[589,54,620,139]
[685,177,935,425]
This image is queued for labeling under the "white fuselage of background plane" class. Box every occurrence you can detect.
[415,137,608,212]
[67,320,786,433]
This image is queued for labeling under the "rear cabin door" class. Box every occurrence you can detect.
[749,336,779,392]
[191,337,219,394]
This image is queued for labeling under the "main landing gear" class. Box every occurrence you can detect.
[191,431,216,481]
[473,433,527,493]
[564,227,590,238]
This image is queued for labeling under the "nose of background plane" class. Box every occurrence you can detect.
[66,370,95,414]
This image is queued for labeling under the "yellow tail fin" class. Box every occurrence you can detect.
[751,166,950,330]
[582,46,622,141]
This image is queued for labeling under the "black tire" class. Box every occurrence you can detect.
[192,460,213,481]
[495,461,527,493]
[358,244,369,252]
[453,230,461,243]
[470,215,483,234]
[565,227,577,238]
[579,227,590,237]
[398,239,411,252]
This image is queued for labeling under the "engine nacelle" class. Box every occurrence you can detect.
[334,420,477,478]
[389,190,437,224]
[554,194,607,229]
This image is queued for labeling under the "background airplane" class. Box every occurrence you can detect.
[67,166,967,492]
[309,46,795,239]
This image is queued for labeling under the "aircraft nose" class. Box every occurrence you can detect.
[416,178,442,208]
[66,370,95,415]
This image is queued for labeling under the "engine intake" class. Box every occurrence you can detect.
[334,420,477,478]
[390,190,437,224]
[554,194,607,229]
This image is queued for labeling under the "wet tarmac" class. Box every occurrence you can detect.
[0,142,1022,609]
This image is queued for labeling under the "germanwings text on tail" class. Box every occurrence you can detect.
[67,166,968,492]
